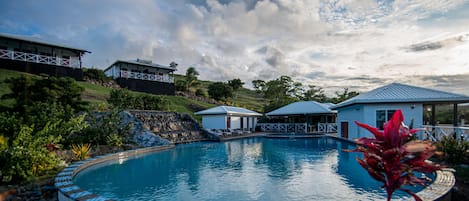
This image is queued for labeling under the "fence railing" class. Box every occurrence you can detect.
[258,123,337,133]
[318,123,337,133]
[120,70,174,83]
[417,125,469,142]
[0,49,80,68]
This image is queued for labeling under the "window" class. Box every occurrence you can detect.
[376,109,396,130]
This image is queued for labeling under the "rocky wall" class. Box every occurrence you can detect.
[129,110,207,144]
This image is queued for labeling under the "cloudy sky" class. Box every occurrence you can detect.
[1,0,469,95]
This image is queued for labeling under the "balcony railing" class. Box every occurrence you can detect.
[258,123,337,133]
[120,70,174,83]
[0,49,80,68]
[417,125,469,142]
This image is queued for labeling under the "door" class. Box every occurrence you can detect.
[240,117,244,129]
[341,122,348,139]
[226,116,231,129]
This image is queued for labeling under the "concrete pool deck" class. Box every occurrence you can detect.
[55,136,455,201]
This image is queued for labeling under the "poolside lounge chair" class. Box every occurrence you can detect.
[229,128,243,135]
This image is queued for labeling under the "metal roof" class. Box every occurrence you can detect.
[104,59,177,72]
[0,32,90,53]
[332,83,469,109]
[266,101,336,116]
[195,106,262,116]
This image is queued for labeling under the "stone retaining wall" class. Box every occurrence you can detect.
[129,110,208,144]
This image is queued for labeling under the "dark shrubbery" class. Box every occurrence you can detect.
[83,68,112,83]
[207,82,233,101]
[0,75,88,184]
[436,136,469,164]
[108,89,168,110]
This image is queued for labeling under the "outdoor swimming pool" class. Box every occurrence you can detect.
[73,137,430,201]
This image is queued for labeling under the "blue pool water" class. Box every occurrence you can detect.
[74,137,430,201]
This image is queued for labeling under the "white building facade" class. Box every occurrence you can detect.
[195,106,262,131]
[332,83,469,140]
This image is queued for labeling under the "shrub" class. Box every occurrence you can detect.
[208,82,233,101]
[0,125,62,183]
[175,80,187,92]
[1,75,86,113]
[72,143,91,160]
[436,136,469,164]
[108,89,168,110]
[106,133,123,147]
[83,68,112,83]
[195,88,207,97]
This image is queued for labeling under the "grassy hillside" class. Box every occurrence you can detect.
[0,69,215,121]
[174,74,265,112]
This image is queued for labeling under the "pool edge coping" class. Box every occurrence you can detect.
[55,137,455,201]
[55,145,175,201]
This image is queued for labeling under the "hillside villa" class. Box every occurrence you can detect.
[0,32,90,80]
[104,59,177,95]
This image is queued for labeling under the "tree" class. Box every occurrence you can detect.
[185,67,199,92]
[252,79,266,94]
[303,85,328,102]
[208,82,233,101]
[228,78,244,105]
[228,78,244,91]
[169,61,178,68]
[332,88,360,103]
[1,75,86,115]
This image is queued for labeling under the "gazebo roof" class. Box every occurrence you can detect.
[195,106,262,116]
[266,101,336,116]
[332,83,469,109]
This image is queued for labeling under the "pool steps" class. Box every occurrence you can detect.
[55,145,174,201]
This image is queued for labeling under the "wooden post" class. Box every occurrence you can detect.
[431,104,436,126]
[453,103,458,127]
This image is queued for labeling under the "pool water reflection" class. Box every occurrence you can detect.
[74,137,428,201]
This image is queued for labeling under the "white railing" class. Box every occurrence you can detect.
[258,123,336,133]
[318,123,337,133]
[120,70,174,83]
[0,49,80,68]
[417,126,469,142]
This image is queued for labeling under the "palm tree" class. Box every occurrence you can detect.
[185,67,199,92]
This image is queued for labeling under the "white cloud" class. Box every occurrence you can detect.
[1,0,469,95]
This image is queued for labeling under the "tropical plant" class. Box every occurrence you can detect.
[436,136,469,164]
[185,67,199,92]
[348,110,442,201]
[0,125,63,183]
[106,133,123,148]
[72,143,92,160]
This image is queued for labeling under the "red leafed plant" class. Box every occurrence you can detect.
[349,110,442,201]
